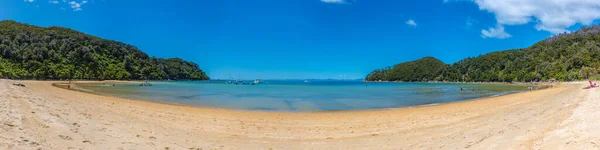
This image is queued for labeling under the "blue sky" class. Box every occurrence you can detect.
[2,0,599,79]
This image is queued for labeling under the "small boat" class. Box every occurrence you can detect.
[235,80,244,85]
[139,82,152,86]
[304,80,308,83]
[253,79,261,84]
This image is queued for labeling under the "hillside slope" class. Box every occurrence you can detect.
[0,20,209,80]
[367,25,600,82]
[366,57,449,82]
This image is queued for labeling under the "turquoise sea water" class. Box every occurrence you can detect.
[76,80,532,112]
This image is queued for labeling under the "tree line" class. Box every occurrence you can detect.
[0,20,209,80]
[367,25,600,82]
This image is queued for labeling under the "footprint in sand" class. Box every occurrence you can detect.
[83,140,92,144]
[70,122,80,133]
[59,135,73,140]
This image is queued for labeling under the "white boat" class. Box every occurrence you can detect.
[304,80,308,83]
[139,81,152,86]
[254,79,261,84]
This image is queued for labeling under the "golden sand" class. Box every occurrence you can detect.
[0,80,596,149]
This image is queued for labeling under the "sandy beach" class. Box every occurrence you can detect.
[0,79,597,149]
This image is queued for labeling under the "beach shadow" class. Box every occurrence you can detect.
[582,87,597,90]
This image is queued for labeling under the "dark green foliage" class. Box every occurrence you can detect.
[580,66,598,80]
[366,57,449,82]
[0,20,209,80]
[367,25,600,82]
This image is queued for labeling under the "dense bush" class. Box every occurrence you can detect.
[0,20,209,80]
[367,25,600,82]
[366,57,448,82]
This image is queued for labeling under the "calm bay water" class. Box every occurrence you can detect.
[76,80,532,112]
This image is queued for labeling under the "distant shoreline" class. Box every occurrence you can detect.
[363,80,560,86]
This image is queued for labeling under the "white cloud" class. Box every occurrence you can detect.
[405,19,417,27]
[24,0,34,2]
[471,0,600,35]
[49,0,59,4]
[321,0,344,4]
[69,1,86,11]
[481,24,511,39]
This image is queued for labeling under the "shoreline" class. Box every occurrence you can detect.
[59,80,543,113]
[364,80,564,85]
[1,79,595,149]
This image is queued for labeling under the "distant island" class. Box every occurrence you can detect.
[366,25,600,82]
[0,20,209,80]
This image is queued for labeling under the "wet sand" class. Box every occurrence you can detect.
[0,80,595,149]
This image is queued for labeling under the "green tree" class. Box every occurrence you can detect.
[0,20,209,80]
[366,24,600,82]
[580,66,598,80]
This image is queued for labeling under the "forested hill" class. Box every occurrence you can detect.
[366,57,449,81]
[367,25,600,82]
[0,20,209,80]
